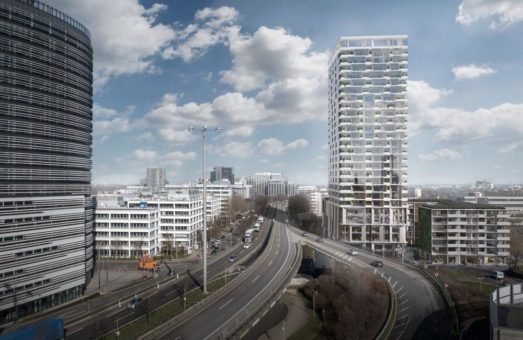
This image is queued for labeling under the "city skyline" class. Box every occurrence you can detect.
[45,0,523,186]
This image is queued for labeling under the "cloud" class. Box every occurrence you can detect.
[159,128,196,144]
[452,64,496,80]
[257,138,309,155]
[93,104,137,139]
[162,6,239,62]
[131,149,157,161]
[408,80,523,141]
[131,132,155,142]
[223,126,255,138]
[217,141,253,157]
[48,0,176,88]
[419,148,463,163]
[499,141,523,154]
[456,0,523,29]
[162,151,196,167]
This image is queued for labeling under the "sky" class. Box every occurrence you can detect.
[47,0,523,186]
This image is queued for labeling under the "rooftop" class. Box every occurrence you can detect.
[416,199,504,210]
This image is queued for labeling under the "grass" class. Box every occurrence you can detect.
[288,314,322,340]
[101,273,239,340]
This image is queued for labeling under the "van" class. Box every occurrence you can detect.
[494,271,504,280]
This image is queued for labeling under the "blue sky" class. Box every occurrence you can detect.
[48,0,523,185]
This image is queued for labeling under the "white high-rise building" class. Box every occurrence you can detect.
[325,36,409,252]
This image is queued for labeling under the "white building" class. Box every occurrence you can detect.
[246,172,289,197]
[418,202,511,265]
[127,194,203,253]
[297,186,329,215]
[95,208,160,258]
[325,36,409,252]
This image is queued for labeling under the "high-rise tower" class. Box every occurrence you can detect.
[325,36,408,252]
[0,0,93,321]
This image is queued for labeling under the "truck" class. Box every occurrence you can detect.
[138,255,159,271]
[244,228,254,244]
[0,317,65,339]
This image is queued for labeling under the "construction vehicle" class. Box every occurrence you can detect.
[138,255,159,271]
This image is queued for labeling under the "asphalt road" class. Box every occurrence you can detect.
[61,218,272,339]
[154,221,297,340]
[289,226,453,340]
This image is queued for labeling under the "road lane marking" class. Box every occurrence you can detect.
[268,260,273,266]
[252,275,260,283]
[218,298,234,311]
[392,280,398,289]
[167,289,178,297]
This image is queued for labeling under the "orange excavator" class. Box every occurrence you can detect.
[138,255,159,271]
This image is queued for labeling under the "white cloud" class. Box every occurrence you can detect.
[162,6,239,62]
[223,126,255,138]
[217,141,253,158]
[93,104,137,138]
[131,132,155,142]
[131,149,157,161]
[161,151,196,167]
[452,64,496,80]
[257,138,309,155]
[48,0,176,88]
[159,128,196,144]
[408,80,523,141]
[456,0,523,29]
[419,148,463,163]
[499,141,523,154]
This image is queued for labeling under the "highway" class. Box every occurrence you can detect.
[147,220,299,340]
[288,226,453,340]
[57,218,272,339]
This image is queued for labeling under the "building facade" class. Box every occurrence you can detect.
[145,168,167,192]
[0,0,93,322]
[297,186,329,215]
[418,202,510,264]
[246,172,290,197]
[94,208,160,258]
[325,36,408,252]
[127,195,203,253]
[210,166,234,184]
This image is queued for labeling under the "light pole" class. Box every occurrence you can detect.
[312,289,317,319]
[189,126,220,294]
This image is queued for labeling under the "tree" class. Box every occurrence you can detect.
[510,225,523,271]
[288,194,310,222]
[229,195,247,217]
[254,196,269,214]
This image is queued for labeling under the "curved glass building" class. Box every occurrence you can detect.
[0,0,93,322]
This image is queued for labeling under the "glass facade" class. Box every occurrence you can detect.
[326,36,408,251]
[0,0,93,322]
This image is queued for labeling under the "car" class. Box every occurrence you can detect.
[127,297,143,309]
[370,261,383,267]
[220,235,226,240]
[302,232,308,237]
[228,254,237,262]
[491,271,504,280]
[347,249,358,256]
[315,237,323,242]
[243,243,251,249]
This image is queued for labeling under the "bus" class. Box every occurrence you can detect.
[244,228,254,244]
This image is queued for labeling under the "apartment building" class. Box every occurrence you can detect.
[297,186,329,215]
[246,172,291,197]
[325,36,409,251]
[145,168,167,192]
[418,201,510,264]
[0,0,94,321]
[94,208,160,258]
[127,195,203,253]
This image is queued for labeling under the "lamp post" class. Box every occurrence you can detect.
[189,126,220,294]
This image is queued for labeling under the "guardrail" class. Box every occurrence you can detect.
[137,221,276,339]
[229,241,303,339]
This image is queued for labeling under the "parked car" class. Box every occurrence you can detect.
[347,249,358,256]
[491,271,504,280]
[315,237,323,242]
[302,232,308,237]
[370,261,383,267]
[127,297,143,309]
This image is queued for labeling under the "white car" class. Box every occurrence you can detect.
[243,243,251,249]
[347,249,358,256]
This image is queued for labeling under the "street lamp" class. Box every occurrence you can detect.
[188,126,220,294]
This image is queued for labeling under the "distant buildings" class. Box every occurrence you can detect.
[297,186,328,215]
[246,172,295,197]
[417,201,510,264]
[0,0,94,321]
[145,168,167,192]
[210,167,234,184]
[325,35,409,251]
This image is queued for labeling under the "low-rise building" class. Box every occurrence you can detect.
[417,201,510,265]
[95,208,160,258]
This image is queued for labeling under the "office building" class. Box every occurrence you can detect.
[146,168,167,192]
[0,0,93,321]
[417,201,510,264]
[325,36,409,252]
[246,172,290,197]
[127,194,203,253]
[94,208,160,258]
[210,167,234,184]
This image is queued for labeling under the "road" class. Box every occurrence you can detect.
[288,225,453,339]
[57,218,272,339]
[151,221,298,340]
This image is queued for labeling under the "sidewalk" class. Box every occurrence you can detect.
[258,289,310,340]
[85,268,150,296]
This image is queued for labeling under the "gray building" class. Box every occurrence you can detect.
[146,168,167,192]
[0,0,94,322]
[210,166,234,184]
